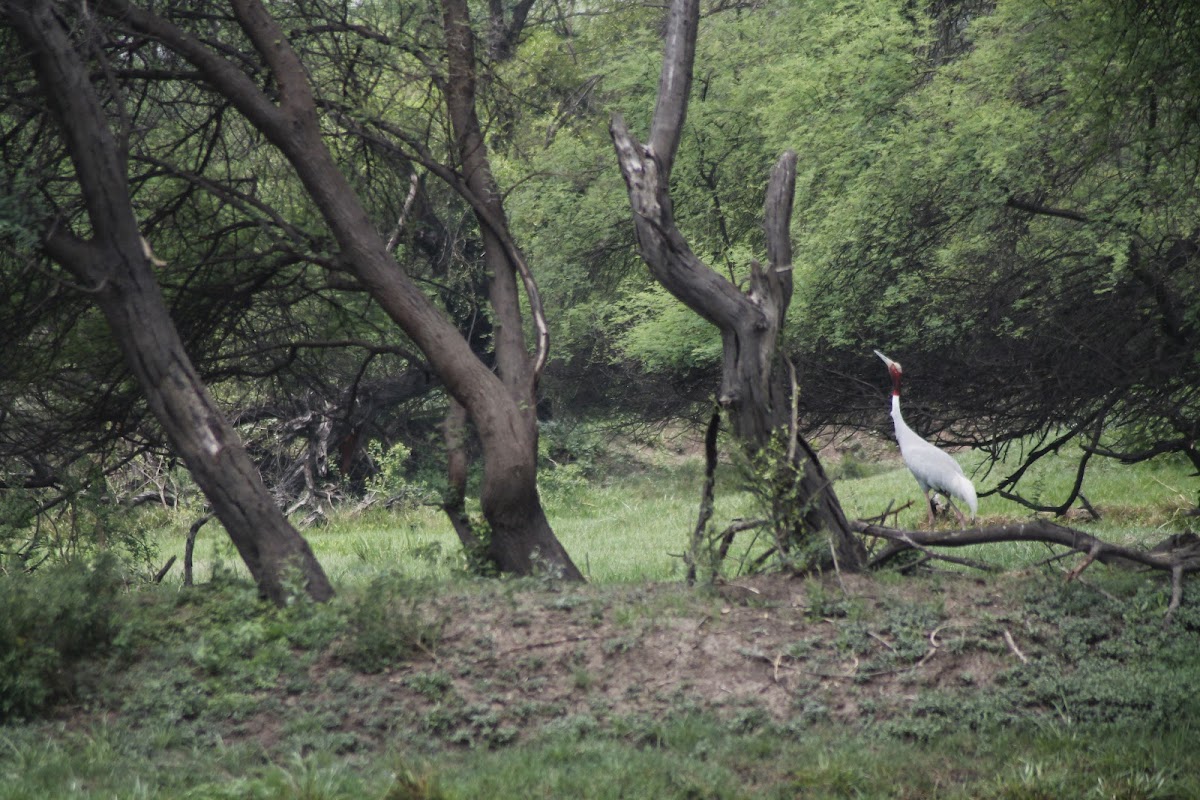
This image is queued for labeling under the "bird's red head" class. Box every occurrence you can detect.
[873,349,903,396]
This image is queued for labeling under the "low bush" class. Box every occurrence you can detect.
[0,554,128,721]
[337,574,444,673]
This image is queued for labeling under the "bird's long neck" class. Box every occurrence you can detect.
[889,393,918,445]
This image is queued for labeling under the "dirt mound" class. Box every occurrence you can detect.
[292,572,1034,749]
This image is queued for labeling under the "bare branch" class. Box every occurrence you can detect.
[386,171,422,254]
[854,519,1200,574]
[1006,195,1090,223]
[1002,629,1029,663]
[687,407,721,585]
[648,0,699,174]
[1166,563,1185,625]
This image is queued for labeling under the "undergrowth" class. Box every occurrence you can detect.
[1,564,1198,798]
[0,554,128,722]
[1,440,1198,798]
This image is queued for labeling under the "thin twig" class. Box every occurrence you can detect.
[785,356,800,466]
[1070,575,1120,603]
[1031,547,1083,568]
[687,407,720,585]
[1165,563,1185,626]
[385,170,421,253]
[899,533,1000,572]
[828,536,847,594]
[1003,629,1029,664]
[867,631,895,652]
[1065,542,1103,582]
[498,634,595,655]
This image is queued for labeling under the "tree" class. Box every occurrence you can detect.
[0,0,334,604]
[610,0,866,574]
[91,0,583,579]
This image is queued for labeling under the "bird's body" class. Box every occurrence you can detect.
[875,350,977,527]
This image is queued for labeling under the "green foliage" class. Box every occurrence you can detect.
[774,0,1200,478]
[0,462,159,575]
[384,763,451,800]
[365,440,436,510]
[0,555,127,721]
[6,0,1200,791]
[0,486,38,568]
[1,555,1200,797]
[539,420,605,473]
[1005,577,1200,728]
[713,429,836,577]
[337,574,443,673]
[609,285,722,373]
[536,419,612,496]
[365,440,413,494]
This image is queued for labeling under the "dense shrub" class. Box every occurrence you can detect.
[337,574,443,673]
[0,555,128,721]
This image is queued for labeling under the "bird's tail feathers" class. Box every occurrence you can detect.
[954,475,978,519]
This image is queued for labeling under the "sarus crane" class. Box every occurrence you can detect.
[874,350,977,528]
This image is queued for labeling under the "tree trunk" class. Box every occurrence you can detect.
[610,0,865,571]
[5,0,334,604]
[439,0,581,579]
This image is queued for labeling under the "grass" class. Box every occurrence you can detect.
[188,456,757,588]
[5,433,1197,798]
[2,566,1199,798]
[424,724,1198,800]
[175,463,1195,610]
[176,430,1198,589]
[2,721,1191,799]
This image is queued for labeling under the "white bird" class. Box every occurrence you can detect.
[875,350,977,528]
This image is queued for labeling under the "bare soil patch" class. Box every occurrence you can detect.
[278,571,1040,751]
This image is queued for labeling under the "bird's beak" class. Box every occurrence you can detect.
[874,349,898,370]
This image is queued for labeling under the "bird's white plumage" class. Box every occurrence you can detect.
[889,395,977,518]
[875,350,977,526]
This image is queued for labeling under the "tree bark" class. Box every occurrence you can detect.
[442,0,533,395]
[4,0,334,604]
[855,519,1200,576]
[438,0,580,578]
[610,0,865,571]
[486,0,536,61]
[100,0,581,580]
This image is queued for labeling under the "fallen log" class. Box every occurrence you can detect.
[853,519,1200,622]
[854,519,1200,573]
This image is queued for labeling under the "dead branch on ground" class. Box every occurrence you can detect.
[855,519,1200,618]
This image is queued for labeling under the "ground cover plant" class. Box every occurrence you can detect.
[1,433,1198,799]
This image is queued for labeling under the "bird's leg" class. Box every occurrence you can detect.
[924,491,937,528]
[946,499,969,530]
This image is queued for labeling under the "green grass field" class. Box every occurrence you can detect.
[275,435,1196,590]
[2,437,1198,799]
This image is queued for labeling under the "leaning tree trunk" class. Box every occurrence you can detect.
[610,0,865,571]
[5,0,334,604]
